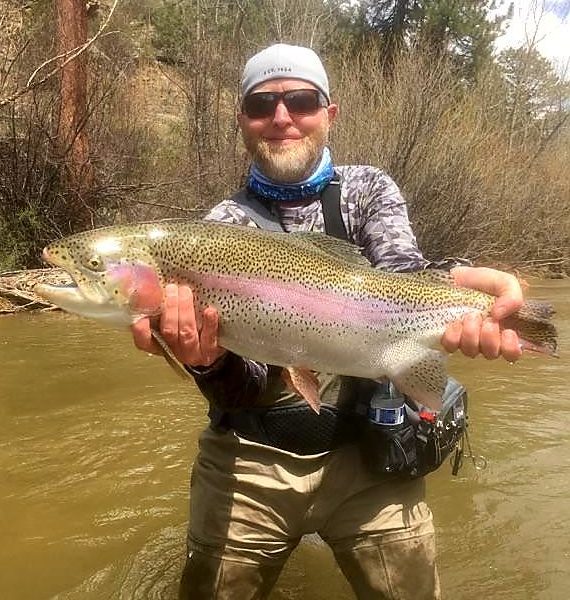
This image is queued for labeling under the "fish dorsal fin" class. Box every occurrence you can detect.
[406,268,456,287]
[289,231,372,267]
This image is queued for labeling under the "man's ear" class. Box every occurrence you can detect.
[327,103,339,124]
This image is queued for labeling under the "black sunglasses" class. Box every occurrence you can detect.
[242,89,329,119]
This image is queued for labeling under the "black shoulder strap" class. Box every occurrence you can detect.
[230,174,348,241]
[229,188,284,232]
[320,174,348,241]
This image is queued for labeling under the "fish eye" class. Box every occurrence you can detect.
[84,255,105,272]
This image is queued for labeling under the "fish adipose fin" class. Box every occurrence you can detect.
[282,367,321,414]
[150,327,194,380]
[384,340,447,411]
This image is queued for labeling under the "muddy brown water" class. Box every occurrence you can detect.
[1,279,569,599]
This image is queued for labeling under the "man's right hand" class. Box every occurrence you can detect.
[131,283,227,368]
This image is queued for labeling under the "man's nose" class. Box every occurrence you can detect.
[272,100,293,126]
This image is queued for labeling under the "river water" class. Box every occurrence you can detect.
[1,279,568,600]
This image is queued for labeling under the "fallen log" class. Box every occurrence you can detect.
[0,268,72,313]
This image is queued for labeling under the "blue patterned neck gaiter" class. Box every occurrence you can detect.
[247,147,334,201]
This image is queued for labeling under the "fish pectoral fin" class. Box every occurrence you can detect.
[150,328,193,381]
[282,367,321,414]
[384,340,447,411]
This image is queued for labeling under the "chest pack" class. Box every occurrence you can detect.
[228,181,469,477]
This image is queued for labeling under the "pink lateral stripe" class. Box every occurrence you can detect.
[196,271,416,327]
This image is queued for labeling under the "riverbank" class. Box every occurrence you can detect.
[0,268,72,313]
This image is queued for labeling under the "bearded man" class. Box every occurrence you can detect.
[132,44,523,599]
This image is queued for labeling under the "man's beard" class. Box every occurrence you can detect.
[243,121,329,183]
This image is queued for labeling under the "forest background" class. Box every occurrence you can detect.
[0,0,569,276]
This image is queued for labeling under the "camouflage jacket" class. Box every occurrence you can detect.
[206,165,428,272]
[191,165,448,410]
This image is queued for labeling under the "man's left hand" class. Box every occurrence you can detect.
[441,266,524,362]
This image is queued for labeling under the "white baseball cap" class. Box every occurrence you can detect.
[241,43,330,101]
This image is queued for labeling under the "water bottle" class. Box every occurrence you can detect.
[368,381,406,429]
[364,381,415,474]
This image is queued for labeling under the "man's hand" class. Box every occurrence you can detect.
[441,266,524,362]
[131,283,227,368]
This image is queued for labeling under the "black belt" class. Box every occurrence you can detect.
[210,401,361,455]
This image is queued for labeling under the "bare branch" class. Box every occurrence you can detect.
[0,0,120,108]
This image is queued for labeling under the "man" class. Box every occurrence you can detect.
[132,44,523,599]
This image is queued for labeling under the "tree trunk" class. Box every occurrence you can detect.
[56,0,93,218]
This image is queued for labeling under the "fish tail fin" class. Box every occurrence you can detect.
[502,300,558,357]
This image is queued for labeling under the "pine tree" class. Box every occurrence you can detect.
[359,0,509,79]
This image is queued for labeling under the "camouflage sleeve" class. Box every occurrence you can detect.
[190,197,271,407]
[341,166,429,272]
[188,353,271,409]
[340,166,472,272]
[204,199,257,226]
[426,257,473,271]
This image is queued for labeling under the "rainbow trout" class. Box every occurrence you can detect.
[35,220,558,411]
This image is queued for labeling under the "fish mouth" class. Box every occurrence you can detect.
[37,274,109,306]
[38,247,113,307]
[35,273,106,306]
[38,248,80,298]
[35,281,84,304]
[40,247,109,305]
[37,247,134,326]
[35,280,133,327]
